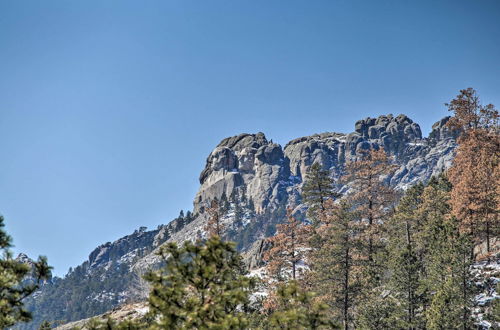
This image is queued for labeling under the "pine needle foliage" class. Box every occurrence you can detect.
[0,215,51,328]
[205,198,226,238]
[144,236,256,330]
[302,163,340,224]
[343,148,396,269]
[38,320,52,330]
[267,281,337,330]
[308,199,362,330]
[263,208,311,282]
[385,183,427,329]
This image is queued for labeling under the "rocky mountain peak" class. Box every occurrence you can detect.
[217,132,268,150]
[87,226,158,271]
[199,133,270,184]
[428,116,460,143]
[351,114,422,156]
[354,114,420,136]
[194,114,457,219]
[195,132,289,214]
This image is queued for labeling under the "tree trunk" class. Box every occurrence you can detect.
[343,244,350,330]
[486,219,490,263]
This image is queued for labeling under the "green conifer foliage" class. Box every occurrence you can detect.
[0,215,51,328]
[302,163,339,224]
[38,320,52,329]
[308,200,362,330]
[267,281,336,330]
[385,183,426,329]
[383,176,474,329]
[417,178,473,329]
[144,236,256,329]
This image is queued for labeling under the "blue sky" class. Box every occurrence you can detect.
[1,0,499,276]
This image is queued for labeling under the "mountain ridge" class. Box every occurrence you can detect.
[21,113,458,329]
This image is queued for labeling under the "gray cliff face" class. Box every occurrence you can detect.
[193,114,456,219]
[195,132,290,214]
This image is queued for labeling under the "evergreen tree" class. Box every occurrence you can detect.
[38,320,52,329]
[302,162,339,224]
[489,283,500,324]
[248,198,255,213]
[219,194,230,214]
[205,198,225,238]
[418,177,474,329]
[185,210,194,224]
[267,281,336,330]
[385,183,426,329]
[446,88,499,259]
[0,215,52,328]
[234,199,244,228]
[144,236,255,329]
[343,148,396,269]
[263,208,310,282]
[308,199,362,330]
[174,216,185,232]
[342,148,396,326]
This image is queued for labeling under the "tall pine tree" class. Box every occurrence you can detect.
[302,162,339,224]
[446,88,499,259]
[385,183,426,329]
[308,199,362,330]
[263,208,310,282]
[343,148,396,289]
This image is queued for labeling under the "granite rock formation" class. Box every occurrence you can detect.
[193,114,456,217]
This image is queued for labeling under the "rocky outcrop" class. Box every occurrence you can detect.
[195,133,290,214]
[194,114,457,219]
[87,226,155,270]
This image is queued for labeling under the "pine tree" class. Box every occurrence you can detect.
[205,198,225,238]
[267,281,336,330]
[308,199,362,330]
[0,215,52,328]
[263,208,311,282]
[418,178,474,329]
[385,183,426,329]
[38,320,52,330]
[489,283,500,323]
[248,198,255,213]
[446,88,499,259]
[342,148,397,327]
[302,163,339,224]
[343,148,396,269]
[144,236,255,330]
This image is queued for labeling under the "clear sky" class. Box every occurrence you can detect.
[1,0,499,276]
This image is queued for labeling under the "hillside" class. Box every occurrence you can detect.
[21,114,459,328]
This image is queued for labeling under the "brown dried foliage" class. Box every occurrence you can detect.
[446,88,499,257]
[205,199,225,238]
[343,148,397,262]
[264,208,311,282]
